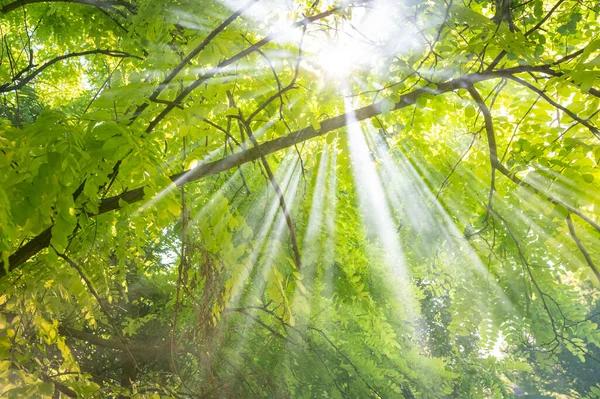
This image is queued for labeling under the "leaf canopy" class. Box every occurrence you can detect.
[0,0,599,397]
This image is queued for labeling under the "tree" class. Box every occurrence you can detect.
[0,0,599,397]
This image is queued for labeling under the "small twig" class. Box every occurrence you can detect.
[436,128,480,198]
[566,213,600,283]
[466,84,498,225]
[227,91,302,270]
[0,49,140,93]
[508,75,600,139]
[56,252,138,371]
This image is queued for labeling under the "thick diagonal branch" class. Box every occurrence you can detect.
[3,65,597,279]
[106,1,369,215]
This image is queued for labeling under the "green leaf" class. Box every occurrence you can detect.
[464,105,476,118]
[37,383,54,395]
[582,174,594,183]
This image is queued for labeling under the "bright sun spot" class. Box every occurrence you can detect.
[317,44,360,78]
[305,1,415,82]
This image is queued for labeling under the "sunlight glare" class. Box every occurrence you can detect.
[316,44,360,78]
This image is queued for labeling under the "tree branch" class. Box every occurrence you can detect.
[228,91,302,270]
[1,0,136,15]
[1,64,595,279]
[227,307,292,343]
[57,253,138,369]
[58,325,170,355]
[143,0,373,134]
[0,49,140,93]
[128,0,260,123]
[494,162,600,234]
[507,75,600,139]
[566,214,600,283]
[466,84,498,218]
[486,0,566,70]
[308,326,383,398]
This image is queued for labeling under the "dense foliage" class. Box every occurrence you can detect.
[0,0,599,397]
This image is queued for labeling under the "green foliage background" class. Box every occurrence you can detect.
[0,0,599,397]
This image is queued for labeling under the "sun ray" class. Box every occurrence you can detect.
[217,160,303,368]
[344,98,422,326]
[204,153,302,369]
[379,131,515,305]
[226,153,301,307]
[280,143,331,325]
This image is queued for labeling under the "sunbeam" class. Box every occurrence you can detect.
[365,126,514,313]
[344,98,421,323]
[226,153,301,307]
